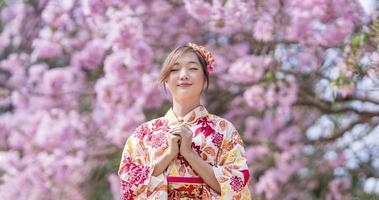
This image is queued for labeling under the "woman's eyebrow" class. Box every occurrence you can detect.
[173,61,199,66]
[186,61,199,65]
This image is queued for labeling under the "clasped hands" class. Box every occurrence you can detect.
[166,124,194,157]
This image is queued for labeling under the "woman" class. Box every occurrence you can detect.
[118,43,251,199]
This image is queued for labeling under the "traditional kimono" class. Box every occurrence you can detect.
[118,105,251,199]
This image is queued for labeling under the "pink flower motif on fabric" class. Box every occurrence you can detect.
[152,118,169,132]
[230,176,244,191]
[149,133,166,149]
[119,157,151,199]
[129,166,150,185]
[135,123,150,140]
[121,180,134,200]
[212,132,223,148]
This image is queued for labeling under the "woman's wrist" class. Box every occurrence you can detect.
[166,148,179,160]
[152,148,178,176]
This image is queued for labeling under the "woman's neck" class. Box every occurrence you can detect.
[172,98,201,120]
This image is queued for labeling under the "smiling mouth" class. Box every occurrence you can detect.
[178,84,192,87]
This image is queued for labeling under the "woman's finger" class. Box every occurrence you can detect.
[169,127,181,132]
[169,128,181,131]
[168,129,179,134]
[168,131,181,137]
[170,125,181,129]
[169,128,182,133]
[168,129,180,133]
[182,125,192,133]
[173,131,183,137]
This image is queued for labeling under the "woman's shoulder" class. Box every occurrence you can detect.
[143,116,166,125]
[208,113,235,125]
[129,117,167,140]
[133,117,168,133]
[208,113,238,132]
[207,114,245,146]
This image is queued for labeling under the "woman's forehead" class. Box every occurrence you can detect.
[175,51,199,63]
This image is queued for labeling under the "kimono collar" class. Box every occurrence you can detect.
[164,105,209,126]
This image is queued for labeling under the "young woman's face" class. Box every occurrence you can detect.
[166,51,205,100]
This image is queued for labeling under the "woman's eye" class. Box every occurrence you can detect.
[190,68,198,70]
[170,69,179,72]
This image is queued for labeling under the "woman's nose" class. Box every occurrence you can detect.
[179,69,189,80]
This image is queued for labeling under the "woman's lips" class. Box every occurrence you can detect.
[178,83,192,87]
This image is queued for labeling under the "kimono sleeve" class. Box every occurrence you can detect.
[118,124,158,200]
[213,122,251,199]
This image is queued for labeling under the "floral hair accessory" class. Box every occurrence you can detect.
[188,42,215,72]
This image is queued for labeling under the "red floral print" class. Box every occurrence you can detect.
[177,153,190,167]
[119,157,151,199]
[191,142,202,155]
[149,133,166,148]
[195,116,215,138]
[152,118,169,132]
[135,123,150,140]
[240,169,250,187]
[120,157,150,184]
[121,180,134,200]
[212,132,223,148]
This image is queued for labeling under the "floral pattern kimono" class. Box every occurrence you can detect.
[118,105,251,199]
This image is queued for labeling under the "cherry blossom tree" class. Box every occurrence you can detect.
[0,0,378,199]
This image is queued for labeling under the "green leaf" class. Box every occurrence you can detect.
[351,36,360,47]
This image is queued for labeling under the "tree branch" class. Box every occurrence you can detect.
[305,116,375,145]
[335,94,379,106]
[87,146,120,159]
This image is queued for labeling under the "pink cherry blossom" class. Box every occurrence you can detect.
[253,14,275,42]
[32,39,63,59]
[243,85,266,111]
[72,39,106,70]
